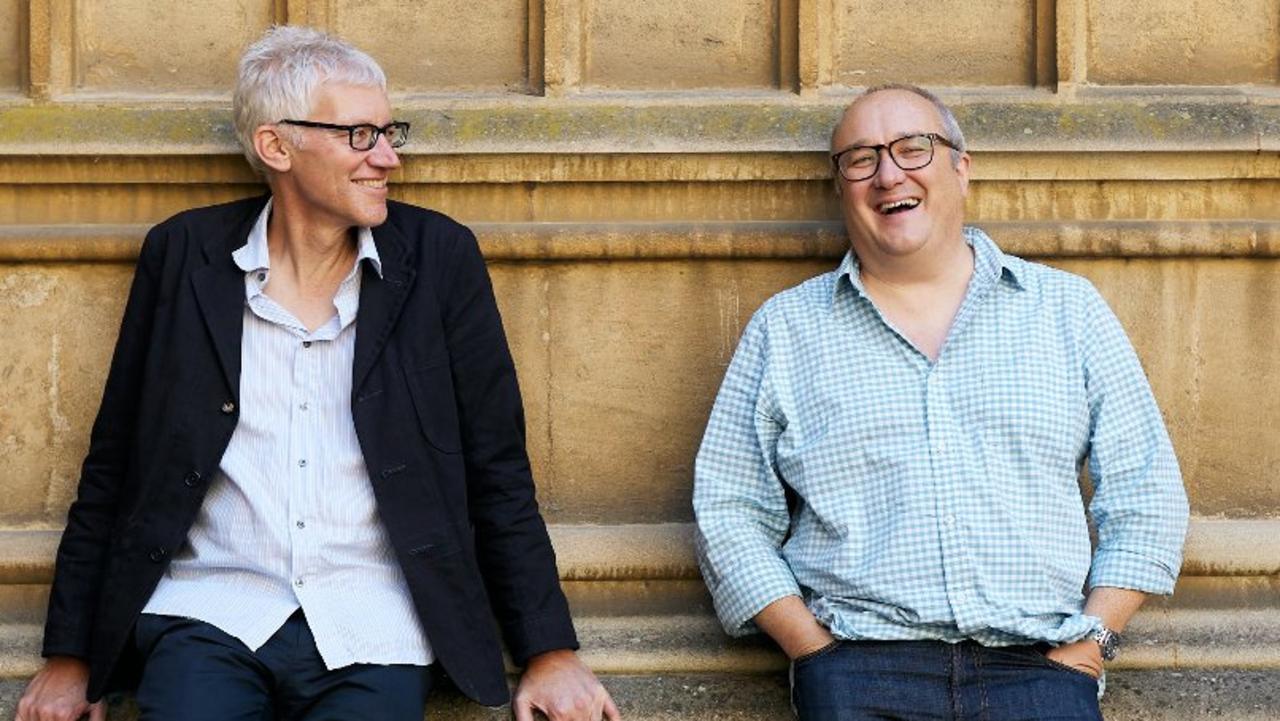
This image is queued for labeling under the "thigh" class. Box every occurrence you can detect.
[289,663,432,721]
[975,646,1103,721]
[790,641,950,721]
[134,614,273,721]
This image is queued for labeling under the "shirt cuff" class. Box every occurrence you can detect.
[1088,548,1179,596]
[709,556,803,637]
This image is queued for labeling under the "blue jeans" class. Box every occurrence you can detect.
[790,640,1103,721]
[133,611,433,721]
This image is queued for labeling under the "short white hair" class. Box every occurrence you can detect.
[233,26,386,174]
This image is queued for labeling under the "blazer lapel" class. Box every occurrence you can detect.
[354,219,416,394]
[190,200,264,398]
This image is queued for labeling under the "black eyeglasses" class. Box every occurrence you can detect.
[277,119,410,151]
[831,133,959,182]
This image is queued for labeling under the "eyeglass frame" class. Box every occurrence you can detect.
[830,132,960,182]
[276,119,411,151]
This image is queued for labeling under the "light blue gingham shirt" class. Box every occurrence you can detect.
[693,227,1189,647]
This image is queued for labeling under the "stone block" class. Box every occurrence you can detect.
[335,0,533,93]
[0,0,20,94]
[71,0,275,94]
[583,0,781,90]
[833,0,1041,87]
[1088,0,1280,86]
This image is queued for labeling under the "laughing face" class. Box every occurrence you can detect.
[831,89,970,265]
[277,82,400,231]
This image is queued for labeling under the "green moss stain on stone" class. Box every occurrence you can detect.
[1,99,1274,154]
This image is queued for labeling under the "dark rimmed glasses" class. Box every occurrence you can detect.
[278,119,411,151]
[831,133,959,182]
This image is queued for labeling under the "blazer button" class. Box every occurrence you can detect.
[221,401,236,414]
[183,471,202,488]
[148,547,168,563]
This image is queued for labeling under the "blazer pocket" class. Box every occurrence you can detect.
[404,359,464,454]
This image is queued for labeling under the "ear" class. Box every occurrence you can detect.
[253,124,293,174]
[953,151,972,196]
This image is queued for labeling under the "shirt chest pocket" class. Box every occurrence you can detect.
[404,357,463,454]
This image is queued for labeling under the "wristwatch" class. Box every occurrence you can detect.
[1091,625,1123,661]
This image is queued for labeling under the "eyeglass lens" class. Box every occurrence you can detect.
[349,123,408,150]
[841,134,936,180]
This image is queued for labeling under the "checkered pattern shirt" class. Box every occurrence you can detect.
[693,227,1189,646]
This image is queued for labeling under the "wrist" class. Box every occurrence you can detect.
[1090,625,1123,661]
[791,639,840,663]
[526,648,576,666]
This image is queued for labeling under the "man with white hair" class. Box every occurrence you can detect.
[693,84,1189,720]
[17,26,617,721]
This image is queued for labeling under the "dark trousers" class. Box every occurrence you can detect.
[791,640,1103,721]
[133,611,432,721]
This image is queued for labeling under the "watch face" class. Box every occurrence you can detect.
[1095,629,1120,660]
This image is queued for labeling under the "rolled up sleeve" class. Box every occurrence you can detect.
[693,310,802,635]
[1080,285,1190,595]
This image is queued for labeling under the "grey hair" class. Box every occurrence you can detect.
[233,26,387,175]
[831,83,967,168]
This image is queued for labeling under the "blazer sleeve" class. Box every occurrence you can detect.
[42,226,167,659]
[434,224,579,666]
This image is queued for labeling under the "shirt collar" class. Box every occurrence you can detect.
[834,225,1024,302]
[231,198,384,282]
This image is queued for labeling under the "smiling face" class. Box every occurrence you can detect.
[831,89,971,266]
[272,82,400,231]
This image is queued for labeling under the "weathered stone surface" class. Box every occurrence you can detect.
[73,0,276,94]
[335,0,533,93]
[583,0,781,90]
[1087,0,1280,86]
[833,0,1040,87]
[1,99,1277,155]
[0,0,20,94]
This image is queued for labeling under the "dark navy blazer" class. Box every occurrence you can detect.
[42,196,576,706]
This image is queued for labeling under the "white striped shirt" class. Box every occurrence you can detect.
[143,200,433,668]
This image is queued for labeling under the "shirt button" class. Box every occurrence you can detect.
[296,520,306,529]
[298,459,307,468]
[183,471,202,488]
[299,402,309,411]
[220,401,236,414]
[944,514,956,526]
[303,341,312,348]
[257,272,266,282]
[295,578,305,587]
[935,441,946,454]
[148,547,168,563]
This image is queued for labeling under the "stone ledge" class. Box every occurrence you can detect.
[3,607,1280,680]
[553,518,1280,580]
[0,95,1277,155]
[2,220,1279,264]
[1,518,1276,585]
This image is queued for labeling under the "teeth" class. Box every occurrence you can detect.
[353,179,386,188]
[877,198,920,214]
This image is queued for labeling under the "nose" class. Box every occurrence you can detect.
[367,132,401,169]
[872,148,905,188]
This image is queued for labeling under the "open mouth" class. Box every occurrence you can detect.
[352,179,386,189]
[877,198,921,215]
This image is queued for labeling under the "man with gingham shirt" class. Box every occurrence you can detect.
[693,84,1188,720]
